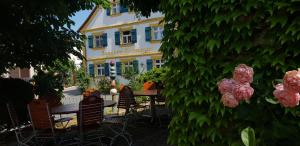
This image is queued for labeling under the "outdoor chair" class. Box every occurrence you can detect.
[78,95,106,146]
[27,99,66,145]
[117,86,146,115]
[6,103,35,146]
[103,114,132,146]
[40,96,73,129]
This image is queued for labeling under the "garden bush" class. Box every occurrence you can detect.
[158,0,300,145]
[0,78,34,128]
[97,77,111,94]
[137,67,168,85]
[76,67,90,92]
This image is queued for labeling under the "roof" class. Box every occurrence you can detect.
[77,6,99,33]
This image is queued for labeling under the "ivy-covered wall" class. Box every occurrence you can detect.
[160,0,300,145]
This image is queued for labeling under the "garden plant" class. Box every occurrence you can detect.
[155,0,300,145]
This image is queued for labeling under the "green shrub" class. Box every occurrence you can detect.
[32,70,64,99]
[0,78,34,128]
[76,67,90,92]
[97,77,111,94]
[137,67,168,84]
[159,0,300,145]
[128,77,143,91]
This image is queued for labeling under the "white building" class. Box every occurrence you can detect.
[1,67,35,81]
[78,2,164,81]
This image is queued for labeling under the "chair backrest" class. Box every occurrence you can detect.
[27,99,54,130]
[117,86,136,110]
[79,96,104,128]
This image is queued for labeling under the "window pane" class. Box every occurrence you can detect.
[156,60,160,63]
[128,36,132,43]
[156,65,160,68]
[154,32,158,40]
[123,37,127,44]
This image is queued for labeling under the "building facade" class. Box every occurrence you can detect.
[79,2,164,81]
[1,67,35,81]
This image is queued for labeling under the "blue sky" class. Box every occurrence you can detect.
[70,10,92,31]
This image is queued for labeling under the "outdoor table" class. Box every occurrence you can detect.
[51,100,116,114]
[133,90,158,122]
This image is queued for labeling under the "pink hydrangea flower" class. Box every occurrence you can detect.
[233,83,254,101]
[283,70,300,93]
[221,92,239,108]
[274,89,300,108]
[275,83,284,90]
[218,78,236,94]
[233,64,254,84]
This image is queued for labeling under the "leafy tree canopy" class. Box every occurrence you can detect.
[121,0,160,17]
[0,0,109,73]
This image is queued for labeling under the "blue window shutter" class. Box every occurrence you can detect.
[106,8,111,16]
[115,31,120,45]
[133,60,139,73]
[104,63,109,76]
[88,35,94,48]
[146,59,153,71]
[120,5,128,13]
[145,27,151,42]
[102,33,107,47]
[131,29,137,43]
[116,62,122,75]
[88,64,94,77]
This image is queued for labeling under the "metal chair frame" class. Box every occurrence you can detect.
[6,103,35,146]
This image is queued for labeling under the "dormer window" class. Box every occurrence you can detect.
[106,2,128,16]
[112,3,120,15]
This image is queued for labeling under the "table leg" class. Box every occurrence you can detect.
[150,96,157,123]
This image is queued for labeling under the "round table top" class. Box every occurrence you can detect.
[51,100,116,114]
[133,90,158,96]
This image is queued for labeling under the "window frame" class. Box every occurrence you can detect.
[111,3,120,15]
[152,26,164,41]
[92,33,106,49]
[122,30,132,45]
[124,61,134,72]
[96,64,105,76]
[154,59,164,68]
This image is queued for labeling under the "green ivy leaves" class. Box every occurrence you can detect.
[159,0,300,145]
[241,127,256,146]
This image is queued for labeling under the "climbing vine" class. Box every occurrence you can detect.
[160,0,300,145]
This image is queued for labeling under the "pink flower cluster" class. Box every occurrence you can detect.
[218,64,254,108]
[273,69,300,108]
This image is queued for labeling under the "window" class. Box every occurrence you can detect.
[95,35,102,48]
[152,26,164,40]
[124,61,133,72]
[112,3,120,15]
[155,59,164,68]
[97,64,105,76]
[92,33,107,48]
[122,31,132,44]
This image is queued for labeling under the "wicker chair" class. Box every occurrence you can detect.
[78,95,105,146]
[6,103,35,146]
